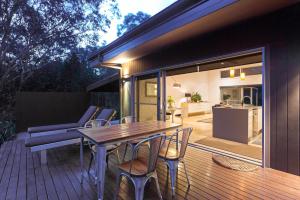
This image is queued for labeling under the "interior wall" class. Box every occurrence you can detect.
[166,66,262,107]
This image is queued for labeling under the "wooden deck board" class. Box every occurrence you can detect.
[1,139,300,200]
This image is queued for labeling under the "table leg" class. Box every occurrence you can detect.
[96,145,107,200]
[80,137,84,184]
[176,128,179,150]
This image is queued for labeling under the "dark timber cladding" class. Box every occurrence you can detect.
[121,5,300,175]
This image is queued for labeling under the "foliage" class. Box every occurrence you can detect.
[223,94,231,101]
[167,96,175,107]
[191,92,202,103]
[117,11,151,37]
[0,0,120,121]
[22,53,118,92]
[0,120,16,145]
[0,0,120,90]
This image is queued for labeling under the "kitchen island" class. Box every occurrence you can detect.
[212,106,262,144]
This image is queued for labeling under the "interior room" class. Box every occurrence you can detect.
[165,53,263,162]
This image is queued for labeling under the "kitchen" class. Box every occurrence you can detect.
[165,54,263,162]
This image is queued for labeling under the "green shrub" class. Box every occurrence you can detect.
[0,121,16,145]
[191,92,202,102]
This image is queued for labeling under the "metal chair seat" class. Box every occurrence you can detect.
[114,134,164,200]
[91,144,119,153]
[118,158,148,177]
[159,145,180,160]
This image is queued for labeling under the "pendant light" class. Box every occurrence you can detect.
[172,77,181,88]
[229,67,235,78]
[240,68,246,80]
[173,82,181,88]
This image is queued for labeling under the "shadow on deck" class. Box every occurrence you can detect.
[1,139,300,200]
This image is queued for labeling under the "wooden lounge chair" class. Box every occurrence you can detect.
[159,127,192,195]
[25,107,115,164]
[115,134,164,200]
[25,130,82,163]
[27,105,99,137]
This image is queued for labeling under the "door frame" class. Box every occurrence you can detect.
[122,47,269,167]
[130,70,162,122]
[158,47,269,167]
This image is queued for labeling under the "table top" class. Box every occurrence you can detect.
[78,121,181,145]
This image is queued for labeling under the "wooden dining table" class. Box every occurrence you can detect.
[77,120,181,200]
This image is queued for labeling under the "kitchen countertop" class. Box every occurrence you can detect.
[213,105,262,110]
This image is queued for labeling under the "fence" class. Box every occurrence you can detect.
[16,92,90,132]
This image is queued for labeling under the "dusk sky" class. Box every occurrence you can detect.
[101,0,177,44]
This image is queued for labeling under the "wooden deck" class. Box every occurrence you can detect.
[1,139,300,200]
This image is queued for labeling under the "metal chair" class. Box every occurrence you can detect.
[86,119,121,175]
[121,116,146,162]
[115,134,164,200]
[159,127,192,195]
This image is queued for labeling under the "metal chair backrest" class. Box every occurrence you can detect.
[163,127,192,159]
[121,116,133,124]
[129,134,164,175]
[84,108,115,128]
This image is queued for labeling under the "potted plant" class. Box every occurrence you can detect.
[191,92,202,103]
[167,96,175,108]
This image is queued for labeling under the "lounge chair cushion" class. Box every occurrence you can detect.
[96,108,116,121]
[78,106,98,126]
[28,123,80,134]
[25,131,82,147]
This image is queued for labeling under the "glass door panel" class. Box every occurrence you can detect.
[134,73,160,122]
[121,78,131,118]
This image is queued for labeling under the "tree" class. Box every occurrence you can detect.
[117,11,151,37]
[0,0,120,91]
[0,0,120,120]
[22,53,104,92]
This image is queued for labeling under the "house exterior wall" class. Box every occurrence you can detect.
[121,5,300,175]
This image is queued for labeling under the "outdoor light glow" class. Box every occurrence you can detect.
[229,67,235,78]
[240,70,246,80]
[114,57,131,64]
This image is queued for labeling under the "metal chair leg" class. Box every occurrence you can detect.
[133,177,146,200]
[116,149,121,164]
[88,152,94,173]
[182,160,190,187]
[114,171,122,200]
[167,160,179,196]
[153,171,163,200]
[122,143,128,162]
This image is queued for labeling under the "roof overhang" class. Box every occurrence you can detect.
[89,0,298,67]
[87,73,119,92]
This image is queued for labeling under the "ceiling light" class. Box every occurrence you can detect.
[240,69,246,80]
[229,67,235,78]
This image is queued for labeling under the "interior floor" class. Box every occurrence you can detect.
[167,114,262,161]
